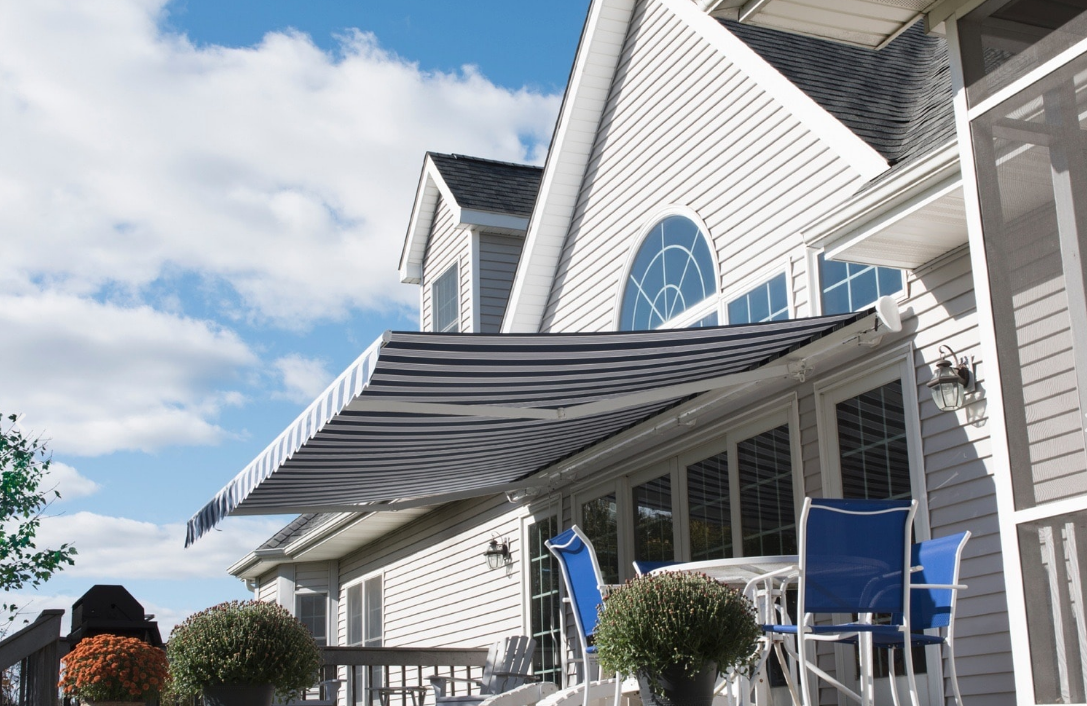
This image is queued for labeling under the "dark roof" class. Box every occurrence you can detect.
[258,513,330,550]
[721,21,954,169]
[427,152,542,217]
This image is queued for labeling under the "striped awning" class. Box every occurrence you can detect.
[186,311,870,546]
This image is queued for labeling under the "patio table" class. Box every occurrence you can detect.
[651,555,800,706]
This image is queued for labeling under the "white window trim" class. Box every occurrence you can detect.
[520,507,564,686]
[611,205,721,331]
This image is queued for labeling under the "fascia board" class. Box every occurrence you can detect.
[503,0,637,333]
[228,548,287,579]
[458,210,531,231]
[399,156,463,284]
[803,141,961,249]
[661,0,890,182]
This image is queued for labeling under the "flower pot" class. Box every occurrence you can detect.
[202,683,276,706]
[637,661,718,706]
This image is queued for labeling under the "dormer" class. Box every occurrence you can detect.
[400,153,541,333]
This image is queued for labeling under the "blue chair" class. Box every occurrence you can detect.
[762,497,918,706]
[632,559,678,575]
[546,526,620,706]
[863,531,971,706]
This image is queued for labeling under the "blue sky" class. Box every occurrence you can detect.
[0,0,588,635]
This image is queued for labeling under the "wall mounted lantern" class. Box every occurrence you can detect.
[927,345,973,412]
[483,538,511,569]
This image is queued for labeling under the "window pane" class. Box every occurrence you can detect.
[837,380,912,501]
[621,216,716,330]
[737,425,796,556]
[581,494,620,583]
[296,594,326,646]
[727,273,789,324]
[820,253,902,314]
[433,264,459,332]
[687,451,732,561]
[346,584,362,645]
[528,516,562,684]
[769,274,788,315]
[633,475,673,562]
[364,575,382,646]
[691,311,719,328]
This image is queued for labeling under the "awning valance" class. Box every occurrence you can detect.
[186,311,871,546]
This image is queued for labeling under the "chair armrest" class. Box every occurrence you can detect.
[429,676,484,686]
[911,583,967,590]
[492,670,539,682]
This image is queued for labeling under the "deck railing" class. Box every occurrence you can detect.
[0,610,66,706]
[318,646,490,706]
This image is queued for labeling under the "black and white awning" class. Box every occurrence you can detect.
[186,311,872,545]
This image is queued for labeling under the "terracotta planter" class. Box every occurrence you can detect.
[202,683,275,706]
[637,661,718,706]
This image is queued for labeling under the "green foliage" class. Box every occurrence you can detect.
[166,600,321,700]
[0,413,77,621]
[594,571,761,682]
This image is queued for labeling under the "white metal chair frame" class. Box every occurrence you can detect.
[545,526,624,706]
[786,498,919,706]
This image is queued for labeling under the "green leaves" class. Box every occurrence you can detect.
[593,571,761,681]
[0,413,77,623]
[166,600,322,701]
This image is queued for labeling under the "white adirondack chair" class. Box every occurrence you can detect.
[430,636,537,705]
[477,682,560,706]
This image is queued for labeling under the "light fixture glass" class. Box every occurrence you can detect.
[483,539,510,569]
[927,346,971,412]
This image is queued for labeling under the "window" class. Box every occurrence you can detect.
[836,380,912,501]
[347,575,383,705]
[296,593,327,645]
[432,263,459,332]
[632,474,674,563]
[620,215,717,330]
[819,254,902,314]
[525,515,562,684]
[728,273,789,324]
[580,493,620,584]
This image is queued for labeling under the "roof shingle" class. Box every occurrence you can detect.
[427,152,542,217]
[721,20,955,169]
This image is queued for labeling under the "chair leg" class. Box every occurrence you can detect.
[797,631,813,706]
[947,639,964,706]
[888,648,902,706]
[901,634,921,706]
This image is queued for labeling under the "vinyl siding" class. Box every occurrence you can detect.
[477,233,524,333]
[540,0,868,333]
[421,196,472,333]
[257,570,278,603]
[336,495,525,650]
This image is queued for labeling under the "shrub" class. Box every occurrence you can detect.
[594,571,761,681]
[166,600,320,700]
[59,634,169,703]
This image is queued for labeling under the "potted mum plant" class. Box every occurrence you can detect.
[59,633,169,706]
[166,600,321,706]
[594,571,761,706]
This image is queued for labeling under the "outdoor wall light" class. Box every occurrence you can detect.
[927,345,973,412]
[484,538,511,569]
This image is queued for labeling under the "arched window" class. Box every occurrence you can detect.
[619,215,717,330]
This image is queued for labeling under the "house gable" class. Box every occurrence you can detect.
[504,0,895,334]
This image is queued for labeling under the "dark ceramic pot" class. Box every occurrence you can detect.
[202,683,275,706]
[637,661,718,706]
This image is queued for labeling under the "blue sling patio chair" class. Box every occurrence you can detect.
[839,531,971,706]
[760,497,918,706]
[545,526,623,706]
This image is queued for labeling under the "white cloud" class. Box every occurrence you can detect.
[273,354,333,404]
[35,512,284,581]
[0,0,560,327]
[0,292,256,455]
[41,462,101,500]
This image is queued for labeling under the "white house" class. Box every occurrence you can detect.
[189,2,1087,705]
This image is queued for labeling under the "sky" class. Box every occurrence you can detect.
[0,0,590,638]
